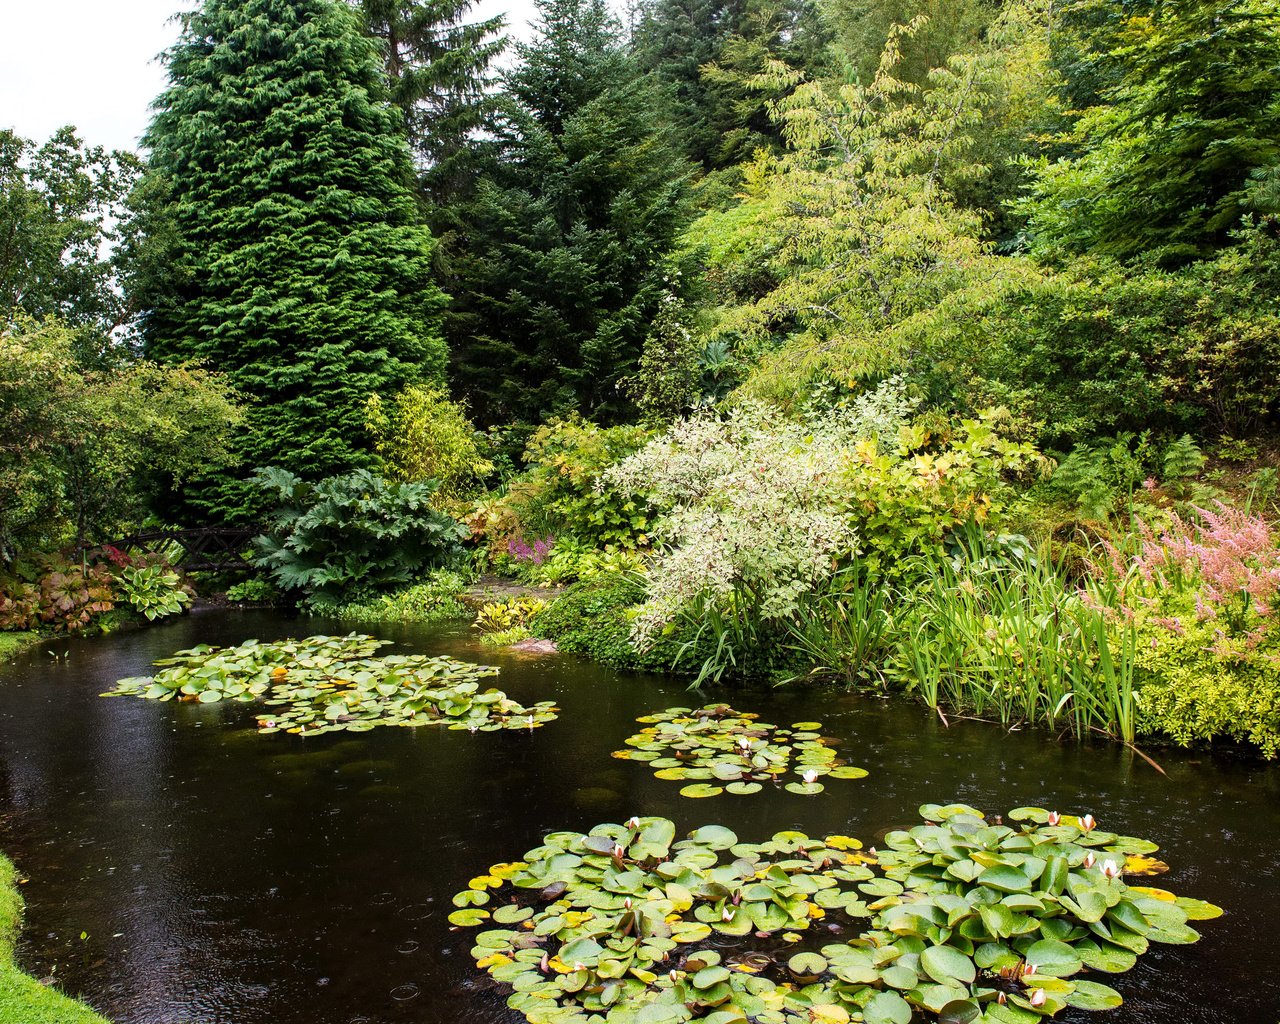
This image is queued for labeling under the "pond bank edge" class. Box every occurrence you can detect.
[0,854,111,1023]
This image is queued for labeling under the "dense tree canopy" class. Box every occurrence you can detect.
[1020,0,1280,262]
[444,0,693,425]
[0,128,141,356]
[138,0,447,521]
[352,0,506,207]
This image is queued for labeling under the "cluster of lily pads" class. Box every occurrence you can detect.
[449,804,1221,1024]
[612,705,868,798]
[105,633,558,735]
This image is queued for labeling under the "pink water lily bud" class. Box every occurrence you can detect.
[721,907,735,922]
[626,816,641,829]
[1100,859,1121,879]
[1022,963,1036,977]
[612,843,626,859]
[573,961,586,972]
[669,969,680,983]
[539,952,550,973]
[1047,811,1061,825]
[1081,814,1097,832]
[997,993,1007,1005]
[1028,989,1047,1007]
[624,897,633,910]
[1083,852,1096,869]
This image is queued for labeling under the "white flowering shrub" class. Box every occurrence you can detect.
[606,379,918,646]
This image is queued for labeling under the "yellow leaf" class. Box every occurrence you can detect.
[1123,854,1170,877]
[476,953,512,969]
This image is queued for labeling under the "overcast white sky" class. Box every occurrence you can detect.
[0,0,548,154]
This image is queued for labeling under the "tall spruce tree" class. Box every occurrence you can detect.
[446,0,692,424]
[352,0,506,207]
[138,0,447,522]
[1022,0,1280,261]
[630,0,744,169]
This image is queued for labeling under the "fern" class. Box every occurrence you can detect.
[1162,434,1206,481]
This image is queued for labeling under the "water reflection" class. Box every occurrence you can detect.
[0,609,1275,1022]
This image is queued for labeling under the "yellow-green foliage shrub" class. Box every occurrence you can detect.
[467,419,654,562]
[1135,618,1280,758]
[473,596,549,634]
[366,384,493,510]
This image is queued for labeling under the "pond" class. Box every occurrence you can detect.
[0,608,1276,1024]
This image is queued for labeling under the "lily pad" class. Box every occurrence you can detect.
[613,705,867,799]
[107,633,558,737]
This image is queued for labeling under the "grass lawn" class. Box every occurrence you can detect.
[0,633,39,663]
[0,855,110,1024]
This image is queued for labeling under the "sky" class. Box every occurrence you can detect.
[0,0,546,155]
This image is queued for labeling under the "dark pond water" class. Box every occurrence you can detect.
[0,609,1276,1024]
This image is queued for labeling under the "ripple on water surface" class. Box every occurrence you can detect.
[0,608,1275,1023]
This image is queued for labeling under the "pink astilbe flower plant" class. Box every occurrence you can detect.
[1100,502,1280,635]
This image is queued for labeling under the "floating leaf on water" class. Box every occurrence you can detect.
[448,808,1221,1024]
[106,633,557,737]
[448,908,490,926]
[612,705,867,798]
[679,783,724,799]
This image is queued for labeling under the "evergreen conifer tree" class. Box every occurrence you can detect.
[138,0,447,521]
[353,0,506,206]
[446,0,692,424]
[1024,0,1280,261]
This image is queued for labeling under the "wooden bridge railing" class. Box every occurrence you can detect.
[107,526,263,574]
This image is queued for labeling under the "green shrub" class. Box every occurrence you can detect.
[365,384,494,511]
[467,419,654,563]
[905,234,1280,445]
[251,467,467,609]
[328,570,470,623]
[1135,617,1280,757]
[0,316,240,556]
[224,577,279,604]
[533,577,685,672]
